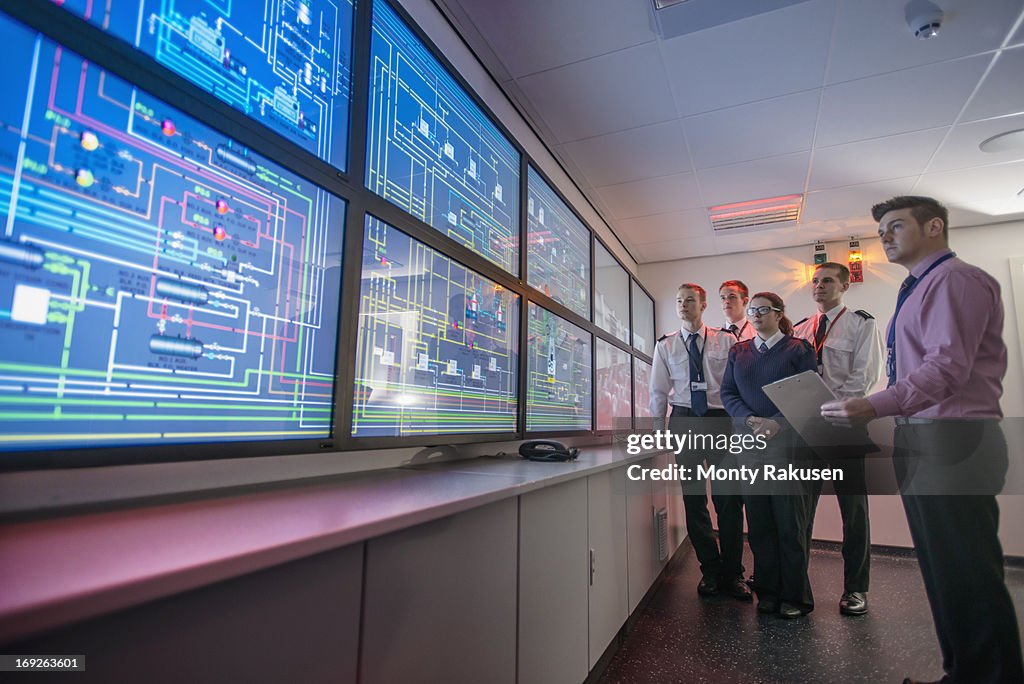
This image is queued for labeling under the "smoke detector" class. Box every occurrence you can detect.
[906,0,943,39]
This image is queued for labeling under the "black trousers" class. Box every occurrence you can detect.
[894,421,1023,683]
[670,406,746,581]
[807,448,870,592]
[742,433,814,609]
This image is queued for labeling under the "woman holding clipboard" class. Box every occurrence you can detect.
[720,292,817,619]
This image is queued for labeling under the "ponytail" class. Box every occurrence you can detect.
[779,315,794,336]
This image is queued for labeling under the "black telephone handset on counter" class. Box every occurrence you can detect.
[518,440,580,462]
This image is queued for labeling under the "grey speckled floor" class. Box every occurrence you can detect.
[599,543,1024,684]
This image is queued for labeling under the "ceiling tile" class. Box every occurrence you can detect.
[962,45,1024,122]
[816,56,989,147]
[636,237,719,262]
[659,0,835,116]
[809,129,948,190]
[1013,14,1024,45]
[515,43,677,143]
[684,91,820,169]
[947,204,1024,227]
[827,0,1020,85]
[450,0,655,79]
[802,178,919,223]
[615,209,712,245]
[712,226,804,257]
[927,112,1024,172]
[913,161,1024,218]
[558,121,691,188]
[695,152,811,207]
[798,216,880,242]
[595,172,704,220]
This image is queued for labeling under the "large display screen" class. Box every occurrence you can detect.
[57,0,354,169]
[525,303,591,432]
[594,240,628,344]
[0,19,345,452]
[526,167,590,319]
[632,280,655,355]
[633,358,652,420]
[353,215,519,437]
[365,0,519,274]
[595,338,630,431]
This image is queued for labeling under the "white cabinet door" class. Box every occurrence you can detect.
[587,468,628,668]
[362,499,518,684]
[518,479,589,684]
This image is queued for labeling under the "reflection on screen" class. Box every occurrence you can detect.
[353,216,518,437]
[596,339,630,430]
[594,241,628,344]
[632,281,654,355]
[526,303,591,432]
[633,358,652,419]
[526,167,589,318]
[0,19,345,451]
[366,0,519,274]
[57,0,354,169]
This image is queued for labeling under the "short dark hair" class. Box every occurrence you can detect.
[871,196,949,239]
[678,283,706,304]
[719,280,749,298]
[815,262,850,285]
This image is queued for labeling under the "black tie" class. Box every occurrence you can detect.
[728,324,738,336]
[814,314,828,365]
[887,275,918,386]
[758,342,769,354]
[688,334,708,417]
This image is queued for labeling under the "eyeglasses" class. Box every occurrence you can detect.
[746,306,781,316]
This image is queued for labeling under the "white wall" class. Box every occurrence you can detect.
[639,220,1024,555]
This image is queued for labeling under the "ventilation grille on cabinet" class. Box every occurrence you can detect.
[708,194,803,231]
[655,506,669,562]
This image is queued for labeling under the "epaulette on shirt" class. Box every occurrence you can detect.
[794,316,810,327]
[657,331,673,342]
[854,309,873,320]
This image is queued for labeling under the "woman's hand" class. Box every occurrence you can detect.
[754,418,781,441]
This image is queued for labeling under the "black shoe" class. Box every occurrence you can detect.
[697,576,720,596]
[756,598,778,614]
[779,602,811,619]
[839,591,868,615]
[724,578,753,602]
[745,575,755,587]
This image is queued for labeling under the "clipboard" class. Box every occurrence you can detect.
[761,370,872,451]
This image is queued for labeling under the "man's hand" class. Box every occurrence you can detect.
[821,398,877,427]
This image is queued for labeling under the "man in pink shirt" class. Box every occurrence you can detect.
[822,196,1022,684]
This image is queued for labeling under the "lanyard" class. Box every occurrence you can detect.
[813,307,847,359]
[886,252,956,385]
[886,252,956,350]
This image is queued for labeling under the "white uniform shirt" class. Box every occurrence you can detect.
[793,304,884,399]
[649,324,737,419]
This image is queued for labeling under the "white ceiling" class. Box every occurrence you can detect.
[433,0,1024,262]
